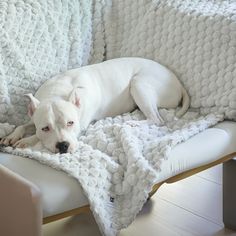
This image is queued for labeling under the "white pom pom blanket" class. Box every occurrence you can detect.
[92,0,236,119]
[1,110,224,235]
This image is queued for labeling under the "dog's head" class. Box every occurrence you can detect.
[25,88,82,154]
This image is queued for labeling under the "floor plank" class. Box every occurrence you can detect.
[120,197,225,236]
[43,213,101,236]
[196,165,222,185]
[157,174,223,225]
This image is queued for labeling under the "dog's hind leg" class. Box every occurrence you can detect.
[0,121,35,146]
[130,77,164,124]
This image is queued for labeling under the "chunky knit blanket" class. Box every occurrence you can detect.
[0,110,223,235]
[0,0,235,235]
[92,0,236,119]
[0,0,94,125]
[1,0,235,125]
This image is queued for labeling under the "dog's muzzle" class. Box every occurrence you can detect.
[56,141,70,154]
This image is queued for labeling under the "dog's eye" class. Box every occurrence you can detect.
[67,121,74,126]
[42,126,50,132]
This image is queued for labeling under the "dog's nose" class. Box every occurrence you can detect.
[56,141,70,154]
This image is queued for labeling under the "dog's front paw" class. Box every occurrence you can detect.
[0,134,21,146]
[0,126,26,146]
[13,135,38,149]
[13,139,28,148]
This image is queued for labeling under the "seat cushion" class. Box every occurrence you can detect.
[0,154,89,217]
[0,121,236,217]
[157,121,236,183]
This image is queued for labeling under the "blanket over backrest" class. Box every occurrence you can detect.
[92,0,236,120]
[0,0,235,125]
[0,0,94,125]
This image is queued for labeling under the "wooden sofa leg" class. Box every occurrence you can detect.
[148,183,163,199]
[0,165,42,236]
[223,159,236,231]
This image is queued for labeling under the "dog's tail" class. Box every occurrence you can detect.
[175,86,190,118]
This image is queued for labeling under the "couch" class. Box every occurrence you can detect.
[0,121,236,235]
[0,0,235,235]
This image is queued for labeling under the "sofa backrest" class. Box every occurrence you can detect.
[93,0,236,120]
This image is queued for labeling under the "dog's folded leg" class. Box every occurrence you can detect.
[13,135,39,149]
[0,121,35,146]
[130,77,164,125]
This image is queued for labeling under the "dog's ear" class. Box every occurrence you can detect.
[24,93,40,117]
[68,87,83,108]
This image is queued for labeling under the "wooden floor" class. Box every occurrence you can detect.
[43,164,236,236]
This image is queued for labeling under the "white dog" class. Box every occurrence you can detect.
[1,58,190,153]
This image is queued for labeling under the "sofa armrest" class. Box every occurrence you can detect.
[0,164,42,236]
